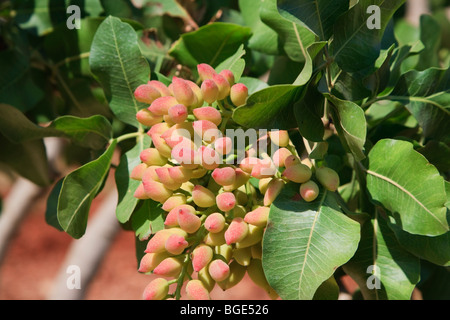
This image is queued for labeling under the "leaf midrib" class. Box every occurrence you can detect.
[59,174,102,233]
[58,141,116,235]
[292,22,307,60]
[65,192,92,232]
[297,190,328,297]
[313,0,325,40]
[109,19,137,113]
[209,32,233,67]
[367,169,448,231]
[107,17,143,132]
[52,116,111,141]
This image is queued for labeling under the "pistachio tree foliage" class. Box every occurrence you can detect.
[0,0,449,300]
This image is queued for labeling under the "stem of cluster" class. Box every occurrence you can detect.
[245,181,253,208]
[223,99,235,111]
[220,114,232,133]
[175,254,190,300]
[286,143,300,158]
[186,227,209,246]
[302,137,316,167]
[198,205,220,218]
[177,189,193,198]
[115,132,144,144]
[217,100,232,115]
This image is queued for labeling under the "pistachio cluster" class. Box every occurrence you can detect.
[131,64,340,300]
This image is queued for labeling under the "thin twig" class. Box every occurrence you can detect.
[54,52,90,69]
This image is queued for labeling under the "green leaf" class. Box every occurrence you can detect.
[57,140,117,239]
[362,44,395,97]
[48,116,112,150]
[277,0,349,41]
[168,22,252,69]
[446,181,450,210]
[333,71,372,102]
[268,56,304,85]
[215,44,246,82]
[0,37,43,112]
[312,276,340,300]
[90,16,150,128]
[293,41,326,86]
[0,134,50,187]
[365,100,409,129]
[393,16,442,73]
[262,183,360,300]
[239,0,279,55]
[131,200,165,241]
[330,0,405,73]
[0,104,112,150]
[233,85,304,129]
[388,40,424,88]
[343,210,421,300]
[415,15,441,71]
[389,223,450,267]
[338,180,361,213]
[260,0,317,63]
[45,179,65,231]
[334,45,395,102]
[239,77,269,95]
[324,94,367,161]
[394,19,420,48]
[295,83,325,142]
[388,67,450,143]
[151,73,170,87]
[115,134,151,224]
[417,140,450,172]
[366,139,449,236]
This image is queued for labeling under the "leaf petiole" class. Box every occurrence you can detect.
[175,254,191,300]
[115,132,145,144]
